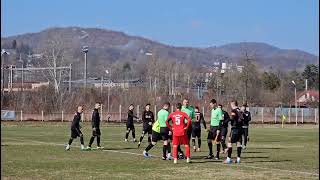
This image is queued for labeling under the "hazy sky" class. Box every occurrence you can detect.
[1,0,319,55]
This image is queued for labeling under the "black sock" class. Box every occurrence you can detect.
[68,138,73,145]
[216,144,221,158]
[208,142,213,156]
[145,144,154,152]
[228,147,232,158]
[221,140,227,151]
[192,139,196,147]
[198,138,201,148]
[139,134,144,143]
[147,135,151,143]
[167,142,171,153]
[88,136,95,147]
[97,136,100,147]
[132,130,136,139]
[80,136,84,145]
[125,131,129,139]
[237,146,242,157]
[163,145,167,158]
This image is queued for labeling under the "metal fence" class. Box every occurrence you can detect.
[1,106,319,125]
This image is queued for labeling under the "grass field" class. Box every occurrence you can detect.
[1,122,319,180]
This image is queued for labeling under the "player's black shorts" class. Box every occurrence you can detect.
[142,125,152,135]
[160,127,171,141]
[126,124,135,131]
[220,127,228,139]
[191,127,201,138]
[230,128,243,143]
[92,128,101,136]
[71,128,83,138]
[151,130,162,142]
[207,126,221,141]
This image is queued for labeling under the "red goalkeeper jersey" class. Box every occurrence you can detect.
[166,110,191,136]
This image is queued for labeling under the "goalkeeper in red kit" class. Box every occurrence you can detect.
[166,103,192,164]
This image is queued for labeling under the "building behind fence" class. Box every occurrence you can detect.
[1,106,319,125]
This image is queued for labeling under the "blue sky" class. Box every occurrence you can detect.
[1,0,319,55]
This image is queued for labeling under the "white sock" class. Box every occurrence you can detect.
[227,157,231,161]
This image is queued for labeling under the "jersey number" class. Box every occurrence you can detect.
[175,116,181,125]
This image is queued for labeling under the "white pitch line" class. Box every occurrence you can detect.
[2,138,319,177]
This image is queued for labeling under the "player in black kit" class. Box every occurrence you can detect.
[125,104,140,142]
[241,104,251,149]
[218,104,230,153]
[138,104,155,148]
[87,102,103,150]
[224,100,244,164]
[191,106,207,152]
[65,106,86,150]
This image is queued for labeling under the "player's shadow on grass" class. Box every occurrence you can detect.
[243,156,270,159]
[104,147,138,150]
[190,160,222,164]
[252,147,285,150]
[243,151,266,154]
[244,159,292,164]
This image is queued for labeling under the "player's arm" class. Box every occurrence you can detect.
[128,110,140,120]
[185,114,192,130]
[248,112,251,122]
[92,111,97,130]
[166,114,173,131]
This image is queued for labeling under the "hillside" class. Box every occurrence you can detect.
[1,27,318,72]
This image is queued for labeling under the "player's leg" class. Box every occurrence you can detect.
[131,126,136,142]
[125,126,130,142]
[191,128,197,152]
[79,132,85,150]
[183,135,191,163]
[88,129,96,149]
[242,128,248,149]
[66,129,77,150]
[235,131,243,163]
[214,128,221,160]
[138,130,146,148]
[96,129,103,148]
[166,134,172,160]
[221,127,227,153]
[143,130,159,157]
[205,127,214,159]
[196,128,201,151]
[224,130,236,164]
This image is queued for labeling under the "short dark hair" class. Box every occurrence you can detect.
[146,103,151,107]
[218,104,223,107]
[96,102,101,105]
[129,104,134,107]
[195,106,199,110]
[176,103,182,110]
[210,99,217,104]
[231,100,238,106]
[183,98,189,101]
[164,102,170,107]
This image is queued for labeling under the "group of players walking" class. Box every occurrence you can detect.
[65,98,251,164]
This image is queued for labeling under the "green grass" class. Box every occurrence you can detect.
[1,122,319,180]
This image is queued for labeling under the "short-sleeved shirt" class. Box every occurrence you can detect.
[210,107,223,127]
[166,111,191,136]
[157,109,170,127]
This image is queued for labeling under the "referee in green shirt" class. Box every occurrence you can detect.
[204,99,223,160]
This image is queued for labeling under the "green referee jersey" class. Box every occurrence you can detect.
[210,107,223,126]
[157,109,169,128]
[152,120,160,133]
[181,105,195,122]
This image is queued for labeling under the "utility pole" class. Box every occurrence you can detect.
[82,46,89,89]
[100,75,103,97]
[187,75,190,94]
[69,64,72,93]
